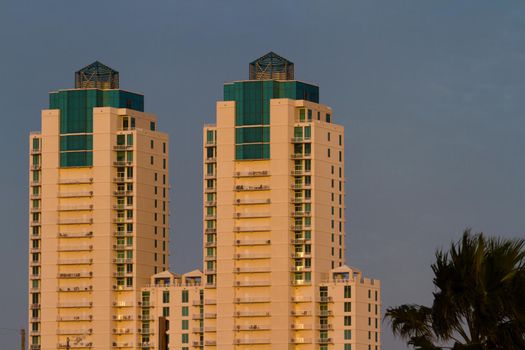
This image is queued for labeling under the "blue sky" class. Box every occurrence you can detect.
[1,1,524,349]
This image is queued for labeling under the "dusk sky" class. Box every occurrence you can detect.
[1,1,525,349]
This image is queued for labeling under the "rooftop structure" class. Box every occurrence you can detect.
[249,51,294,80]
[75,61,120,89]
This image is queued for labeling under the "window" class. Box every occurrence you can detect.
[344,286,351,298]
[344,329,352,340]
[327,132,331,141]
[32,138,40,150]
[344,344,352,350]
[182,319,188,330]
[150,140,154,149]
[344,315,352,326]
[162,307,169,317]
[182,290,189,303]
[339,134,342,145]
[163,142,166,153]
[150,121,156,131]
[328,148,331,157]
[163,291,170,303]
[182,333,188,344]
[150,156,154,165]
[326,114,331,123]
[344,302,351,312]
[181,306,188,316]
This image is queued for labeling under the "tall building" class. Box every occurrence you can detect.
[28,62,170,350]
[140,52,381,350]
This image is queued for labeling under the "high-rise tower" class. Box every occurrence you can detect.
[139,52,380,350]
[28,62,170,350]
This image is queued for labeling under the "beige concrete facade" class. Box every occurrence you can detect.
[29,95,169,350]
[140,80,381,350]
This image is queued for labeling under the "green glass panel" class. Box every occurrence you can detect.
[60,135,92,151]
[60,151,93,167]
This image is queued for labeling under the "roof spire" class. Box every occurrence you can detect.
[249,52,294,80]
[75,61,119,89]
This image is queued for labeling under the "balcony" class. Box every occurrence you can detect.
[317,338,333,344]
[290,169,311,176]
[204,200,217,206]
[319,310,333,316]
[291,197,311,204]
[113,315,133,321]
[234,266,271,273]
[291,184,311,190]
[235,324,270,331]
[57,328,93,335]
[58,259,93,265]
[192,341,203,347]
[234,198,271,205]
[234,185,270,191]
[113,244,133,250]
[233,170,269,178]
[113,161,133,166]
[205,228,216,234]
[234,226,270,233]
[235,311,270,317]
[58,315,92,321]
[319,296,333,303]
[58,245,93,252]
[58,301,93,308]
[113,190,133,196]
[235,253,270,260]
[205,241,216,247]
[112,328,132,335]
[58,178,93,184]
[59,217,93,225]
[234,212,270,219]
[113,177,133,183]
[113,145,133,150]
[319,324,333,330]
[204,255,216,261]
[205,214,216,220]
[290,338,312,344]
[58,285,93,292]
[113,271,132,278]
[235,239,271,246]
[204,313,217,319]
[112,342,133,348]
[292,266,311,272]
[113,285,133,291]
[292,238,311,244]
[291,210,311,217]
[58,271,92,278]
[59,231,93,238]
[291,323,312,330]
[58,205,93,211]
[235,297,270,303]
[192,314,203,320]
[113,217,132,224]
[113,258,133,264]
[57,342,92,349]
[139,328,152,334]
[235,280,270,287]
[30,345,40,350]
[291,153,311,159]
[58,191,93,198]
[291,252,311,259]
[291,296,312,302]
[234,339,271,345]
[291,310,312,316]
[291,136,311,143]
[204,187,216,193]
[292,280,312,286]
[112,301,133,307]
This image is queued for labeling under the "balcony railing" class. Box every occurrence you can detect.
[58,205,93,211]
[235,239,271,246]
[57,328,93,335]
[233,170,269,177]
[58,285,93,292]
[235,324,270,331]
[234,212,270,219]
[292,280,312,286]
[235,280,270,287]
[235,311,270,317]
[291,323,312,330]
[317,338,333,344]
[58,178,93,184]
[234,266,271,273]
[58,315,93,321]
[291,136,311,143]
[235,297,270,303]
[234,339,270,344]
[58,191,93,198]
[58,245,93,252]
[290,338,312,344]
[58,271,92,278]
[234,185,270,191]
[291,310,312,316]
[58,301,93,308]
[59,231,93,238]
[59,217,93,225]
[58,259,93,265]
[235,253,270,260]
[234,226,270,233]
[234,198,271,205]
[291,296,312,302]
[57,342,92,348]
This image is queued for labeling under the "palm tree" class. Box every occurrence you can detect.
[386,229,525,349]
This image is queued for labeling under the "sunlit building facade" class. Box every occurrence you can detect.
[28,62,170,350]
[140,52,381,350]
